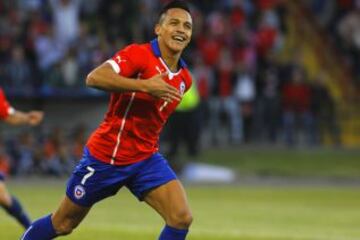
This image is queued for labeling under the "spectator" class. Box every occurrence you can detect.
[40,127,69,176]
[192,56,213,135]
[235,62,256,143]
[13,132,37,176]
[311,73,341,146]
[34,26,65,72]
[256,67,281,143]
[282,67,315,146]
[98,0,138,42]
[49,0,81,47]
[337,2,360,86]
[4,46,33,95]
[209,47,242,145]
[61,48,79,88]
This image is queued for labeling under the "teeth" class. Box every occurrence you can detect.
[173,36,184,41]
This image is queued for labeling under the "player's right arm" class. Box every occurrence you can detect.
[3,110,43,126]
[86,45,181,102]
[0,88,44,126]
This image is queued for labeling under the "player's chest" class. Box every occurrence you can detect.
[140,61,187,96]
[131,70,185,116]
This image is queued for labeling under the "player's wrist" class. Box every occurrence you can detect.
[25,114,33,125]
[138,81,149,93]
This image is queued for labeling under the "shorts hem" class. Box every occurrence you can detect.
[65,190,93,208]
[136,177,178,202]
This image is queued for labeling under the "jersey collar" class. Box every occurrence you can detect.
[150,38,187,69]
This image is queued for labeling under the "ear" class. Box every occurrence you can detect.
[155,24,161,36]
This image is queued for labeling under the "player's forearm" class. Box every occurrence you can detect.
[4,111,32,126]
[86,63,147,93]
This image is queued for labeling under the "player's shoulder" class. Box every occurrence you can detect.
[182,67,191,77]
[122,42,152,56]
[180,64,193,90]
[116,42,152,68]
[181,64,192,80]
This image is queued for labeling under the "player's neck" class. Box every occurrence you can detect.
[158,42,181,72]
[162,54,180,72]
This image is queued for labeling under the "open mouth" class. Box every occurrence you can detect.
[172,35,186,43]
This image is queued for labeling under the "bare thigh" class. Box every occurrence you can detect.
[144,180,192,229]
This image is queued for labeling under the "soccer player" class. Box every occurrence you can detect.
[0,87,44,229]
[21,1,193,239]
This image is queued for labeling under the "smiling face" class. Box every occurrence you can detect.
[155,8,193,55]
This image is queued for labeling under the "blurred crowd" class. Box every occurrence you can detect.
[306,0,360,87]
[0,124,86,177]
[0,0,353,176]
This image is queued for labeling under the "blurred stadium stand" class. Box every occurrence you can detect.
[0,0,359,177]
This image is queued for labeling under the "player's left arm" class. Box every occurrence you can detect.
[4,110,44,126]
[86,45,181,102]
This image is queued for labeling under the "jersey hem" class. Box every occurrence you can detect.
[86,145,156,166]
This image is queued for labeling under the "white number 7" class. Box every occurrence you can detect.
[81,166,95,185]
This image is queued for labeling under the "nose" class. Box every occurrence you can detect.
[176,24,186,34]
[176,28,185,34]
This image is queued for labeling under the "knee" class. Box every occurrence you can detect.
[53,219,77,236]
[0,194,11,208]
[167,209,193,229]
[0,195,6,207]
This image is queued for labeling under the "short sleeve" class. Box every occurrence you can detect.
[0,89,14,120]
[106,44,147,77]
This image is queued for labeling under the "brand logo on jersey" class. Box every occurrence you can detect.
[115,56,126,64]
[74,185,86,199]
[179,81,186,96]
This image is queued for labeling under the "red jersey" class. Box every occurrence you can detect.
[0,88,14,120]
[86,39,192,165]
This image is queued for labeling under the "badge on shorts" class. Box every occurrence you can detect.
[74,185,86,199]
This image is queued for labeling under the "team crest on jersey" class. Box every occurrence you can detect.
[74,185,86,199]
[179,81,186,96]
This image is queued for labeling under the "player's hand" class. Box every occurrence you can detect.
[27,111,44,126]
[143,72,181,102]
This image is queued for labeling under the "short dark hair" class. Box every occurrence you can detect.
[159,0,191,17]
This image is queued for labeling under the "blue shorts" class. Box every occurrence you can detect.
[66,148,177,207]
[0,172,5,181]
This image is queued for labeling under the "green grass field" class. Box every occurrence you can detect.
[1,148,360,240]
[198,147,360,179]
[1,182,360,240]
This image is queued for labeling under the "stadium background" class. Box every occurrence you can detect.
[0,0,359,239]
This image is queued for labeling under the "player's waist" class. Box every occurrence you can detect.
[85,140,158,166]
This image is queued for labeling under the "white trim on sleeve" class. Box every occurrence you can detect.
[8,107,15,115]
[106,59,121,74]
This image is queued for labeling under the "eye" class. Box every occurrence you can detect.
[184,24,192,30]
